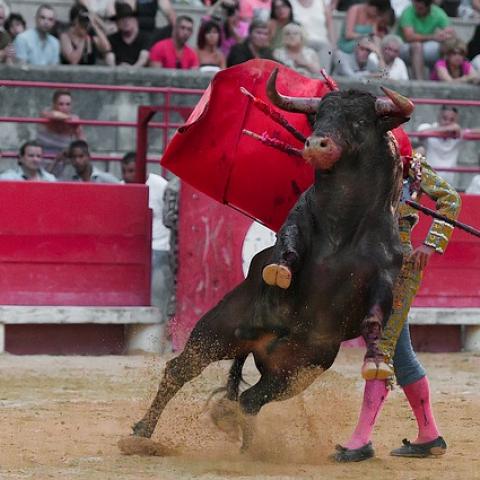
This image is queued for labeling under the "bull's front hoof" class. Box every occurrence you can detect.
[361,360,393,380]
[132,420,151,437]
[118,435,178,456]
[262,264,292,289]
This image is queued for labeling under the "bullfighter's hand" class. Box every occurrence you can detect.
[409,245,435,271]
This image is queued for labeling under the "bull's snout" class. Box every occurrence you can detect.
[303,135,342,170]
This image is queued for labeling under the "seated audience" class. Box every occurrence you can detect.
[150,15,199,69]
[273,22,319,75]
[431,37,480,83]
[370,33,409,79]
[227,19,274,66]
[0,141,56,181]
[37,90,86,161]
[268,0,293,49]
[121,151,136,183]
[105,2,150,66]
[14,4,60,65]
[337,0,392,54]
[67,140,120,183]
[197,19,226,71]
[398,0,454,79]
[4,13,26,40]
[334,35,381,76]
[60,4,111,64]
[240,0,272,23]
[290,0,335,72]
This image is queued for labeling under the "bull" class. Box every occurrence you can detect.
[120,69,414,454]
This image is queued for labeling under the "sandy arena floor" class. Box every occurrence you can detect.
[0,347,479,480]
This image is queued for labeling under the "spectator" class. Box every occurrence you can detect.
[105,2,150,66]
[121,151,136,183]
[0,29,13,64]
[227,19,274,66]
[273,22,320,74]
[197,19,226,71]
[14,4,60,65]
[466,174,480,193]
[468,24,480,71]
[37,90,86,164]
[150,15,199,69]
[60,5,110,65]
[334,35,382,77]
[239,0,272,23]
[146,173,174,349]
[290,0,336,72]
[0,2,7,31]
[4,13,26,40]
[0,141,56,181]
[67,140,120,183]
[268,0,293,49]
[431,36,480,83]
[398,0,454,79]
[416,106,463,186]
[371,33,410,79]
[209,0,249,57]
[337,0,392,54]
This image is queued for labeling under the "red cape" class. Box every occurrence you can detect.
[161,59,412,232]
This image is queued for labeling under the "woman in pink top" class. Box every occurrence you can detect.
[431,37,480,84]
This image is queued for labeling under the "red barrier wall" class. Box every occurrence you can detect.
[0,182,152,306]
[174,186,480,351]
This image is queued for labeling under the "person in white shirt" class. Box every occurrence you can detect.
[334,35,381,77]
[416,106,463,187]
[370,34,410,80]
[146,173,173,345]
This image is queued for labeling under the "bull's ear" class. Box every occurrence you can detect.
[378,115,410,132]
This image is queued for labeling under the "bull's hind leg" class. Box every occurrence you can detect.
[237,341,336,452]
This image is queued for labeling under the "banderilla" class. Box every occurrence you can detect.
[406,200,480,239]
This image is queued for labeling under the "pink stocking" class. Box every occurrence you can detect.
[344,379,388,449]
[402,376,439,444]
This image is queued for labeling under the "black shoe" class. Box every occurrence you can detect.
[390,437,447,458]
[333,442,375,462]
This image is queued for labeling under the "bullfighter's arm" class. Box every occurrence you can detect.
[419,160,462,254]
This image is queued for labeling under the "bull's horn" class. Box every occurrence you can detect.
[375,86,415,117]
[266,68,321,114]
[320,69,339,92]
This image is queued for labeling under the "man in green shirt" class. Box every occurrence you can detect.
[398,0,454,79]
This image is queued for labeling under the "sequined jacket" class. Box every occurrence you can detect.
[399,154,462,254]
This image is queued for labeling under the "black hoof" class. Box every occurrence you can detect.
[390,437,447,458]
[333,442,375,462]
[132,420,151,437]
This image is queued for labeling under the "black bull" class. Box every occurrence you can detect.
[121,72,414,453]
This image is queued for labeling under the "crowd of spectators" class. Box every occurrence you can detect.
[0,0,477,80]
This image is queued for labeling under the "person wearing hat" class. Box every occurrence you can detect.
[105,1,150,66]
